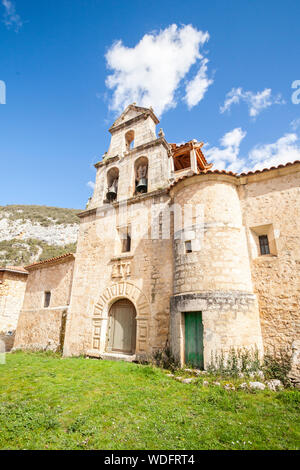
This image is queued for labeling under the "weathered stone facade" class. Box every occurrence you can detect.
[240,168,300,381]
[0,267,28,350]
[13,254,74,352]
[13,105,300,377]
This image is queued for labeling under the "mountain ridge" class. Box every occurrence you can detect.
[0,205,81,266]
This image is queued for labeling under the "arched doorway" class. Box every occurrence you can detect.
[106,299,136,355]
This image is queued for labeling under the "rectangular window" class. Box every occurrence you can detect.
[185,240,192,253]
[259,235,270,255]
[44,291,51,308]
[121,228,131,253]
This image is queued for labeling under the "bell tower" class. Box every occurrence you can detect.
[107,103,159,158]
[88,104,172,207]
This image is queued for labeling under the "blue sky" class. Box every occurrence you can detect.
[0,0,299,209]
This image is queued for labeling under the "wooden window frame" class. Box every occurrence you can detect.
[259,234,270,255]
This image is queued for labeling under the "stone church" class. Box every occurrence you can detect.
[10,104,300,374]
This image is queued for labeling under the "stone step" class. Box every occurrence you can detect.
[87,351,136,362]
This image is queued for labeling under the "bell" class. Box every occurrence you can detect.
[106,187,117,202]
[136,178,147,194]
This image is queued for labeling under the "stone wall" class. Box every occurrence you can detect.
[240,166,300,359]
[171,292,263,367]
[171,175,254,294]
[169,174,263,366]
[63,106,174,358]
[0,270,28,350]
[63,192,173,358]
[14,257,74,351]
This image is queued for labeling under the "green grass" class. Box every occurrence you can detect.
[0,352,299,450]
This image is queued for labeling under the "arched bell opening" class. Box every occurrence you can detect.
[106,299,137,355]
[134,156,148,195]
[125,130,135,151]
[106,167,119,202]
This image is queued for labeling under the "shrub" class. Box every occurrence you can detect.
[151,343,179,371]
[207,346,261,378]
[262,348,292,388]
[207,346,294,388]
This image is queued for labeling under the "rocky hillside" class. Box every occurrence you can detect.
[0,205,81,266]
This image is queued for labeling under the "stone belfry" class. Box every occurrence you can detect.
[88,104,173,209]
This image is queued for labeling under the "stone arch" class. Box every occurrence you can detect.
[134,156,148,194]
[106,166,119,202]
[90,282,150,356]
[125,130,135,150]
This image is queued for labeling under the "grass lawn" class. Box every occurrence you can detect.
[0,352,299,450]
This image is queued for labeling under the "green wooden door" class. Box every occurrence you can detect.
[185,312,204,369]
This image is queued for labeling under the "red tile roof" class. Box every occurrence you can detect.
[25,253,75,270]
[0,266,28,275]
[170,140,213,172]
[168,160,300,190]
[239,160,300,176]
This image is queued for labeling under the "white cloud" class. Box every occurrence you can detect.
[185,59,213,109]
[204,127,246,172]
[105,24,212,116]
[291,118,300,131]
[205,128,300,173]
[87,181,95,190]
[1,0,22,31]
[247,133,300,171]
[220,87,285,118]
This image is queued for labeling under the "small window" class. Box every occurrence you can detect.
[121,228,131,253]
[44,291,51,308]
[185,240,192,253]
[259,235,270,255]
[250,224,277,258]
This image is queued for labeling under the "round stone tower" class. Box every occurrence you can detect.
[169,173,263,368]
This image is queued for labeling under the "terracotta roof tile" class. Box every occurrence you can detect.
[0,266,28,274]
[25,253,75,270]
[239,160,300,176]
[168,160,300,190]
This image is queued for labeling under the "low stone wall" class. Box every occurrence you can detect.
[13,308,67,352]
[0,271,27,333]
